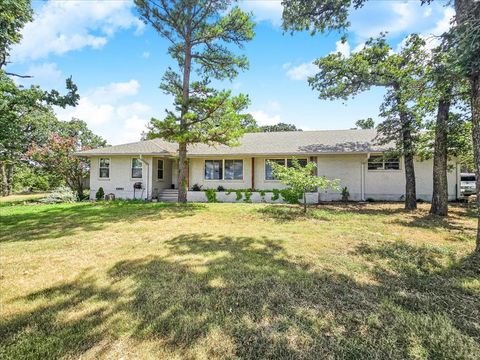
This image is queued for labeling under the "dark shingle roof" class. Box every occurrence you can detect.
[76,129,391,157]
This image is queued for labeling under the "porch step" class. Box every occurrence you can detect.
[157,189,179,202]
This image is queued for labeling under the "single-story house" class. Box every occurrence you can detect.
[76,129,461,202]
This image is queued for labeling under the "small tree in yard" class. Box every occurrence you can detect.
[269,159,339,213]
[28,135,90,200]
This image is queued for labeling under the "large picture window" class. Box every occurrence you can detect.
[99,158,110,178]
[157,159,164,180]
[368,155,400,170]
[265,159,285,180]
[224,160,243,180]
[205,160,223,180]
[132,158,143,178]
[265,158,308,180]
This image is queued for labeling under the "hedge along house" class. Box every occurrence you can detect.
[76,129,462,202]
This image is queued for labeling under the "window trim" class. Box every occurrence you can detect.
[98,157,110,179]
[157,159,164,180]
[367,155,401,171]
[204,159,244,181]
[131,157,143,179]
[264,158,308,181]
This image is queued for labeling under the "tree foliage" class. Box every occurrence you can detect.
[282,0,366,35]
[259,122,302,132]
[0,0,32,70]
[135,0,255,202]
[269,158,339,212]
[355,118,374,129]
[309,34,428,210]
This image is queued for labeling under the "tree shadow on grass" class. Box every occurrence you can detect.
[356,241,480,340]
[389,211,476,242]
[0,272,121,359]
[107,234,480,359]
[0,201,205,243]
[256,205,331,222]
[2,234,479,359]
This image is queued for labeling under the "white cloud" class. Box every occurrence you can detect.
[15,62,63,89]
[283,62,317,81]
[240,0,283,26]
[396,7,455,53]
[11,0,144,62]
[55,80,152,144]
[142,51,150,59]
[266,100,281,112]
[250,110,281,126]
[91,79,140,103]
[332,40,351,57]
[352,42,365,53]
[425,7,455,38]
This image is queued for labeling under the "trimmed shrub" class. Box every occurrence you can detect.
[40,186,77,204]
[96,187,105,200]
[191,183,202,191]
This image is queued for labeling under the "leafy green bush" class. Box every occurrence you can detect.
[272,188,280,201]
[191,183,202,191]
[235,189,243,201]
[341,186,350,201]
[243,189,252,203]
[96,187,105,200]
[280,188,302,204]
[205,189,217,203]
[40,186,77,204]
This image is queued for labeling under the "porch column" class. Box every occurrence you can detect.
[186,158,190,190]
[310,156,318,176]
[251,157,255,190]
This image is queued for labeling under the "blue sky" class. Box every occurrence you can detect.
[8,0,453,145]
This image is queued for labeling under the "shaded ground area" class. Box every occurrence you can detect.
[0,202,478,359]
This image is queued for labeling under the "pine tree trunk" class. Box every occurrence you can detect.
[177,142,188,203]
[430,97,450,216]
[455,0,480,252]
[401,113,417,210]
[177,31,192,203]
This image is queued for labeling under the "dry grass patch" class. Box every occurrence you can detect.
[0,201,478,359]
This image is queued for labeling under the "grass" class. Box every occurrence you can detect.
[0,200,478,359]
[0,192,49,207]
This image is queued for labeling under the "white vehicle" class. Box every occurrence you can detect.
[460,173,476,198]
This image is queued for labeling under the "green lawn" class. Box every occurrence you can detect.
[0,200,478,359]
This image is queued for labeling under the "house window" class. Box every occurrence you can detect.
[224,160,243,180]
[99,158,110,178]
[265,158,308,180]
[132,158,143,178]
[368,155,400,170]
[205,160,223,180]
[265,159,285,180]
[157,159,164,180]
[287,158,308,168]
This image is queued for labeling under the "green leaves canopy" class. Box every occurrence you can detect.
[269,158,340,212]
